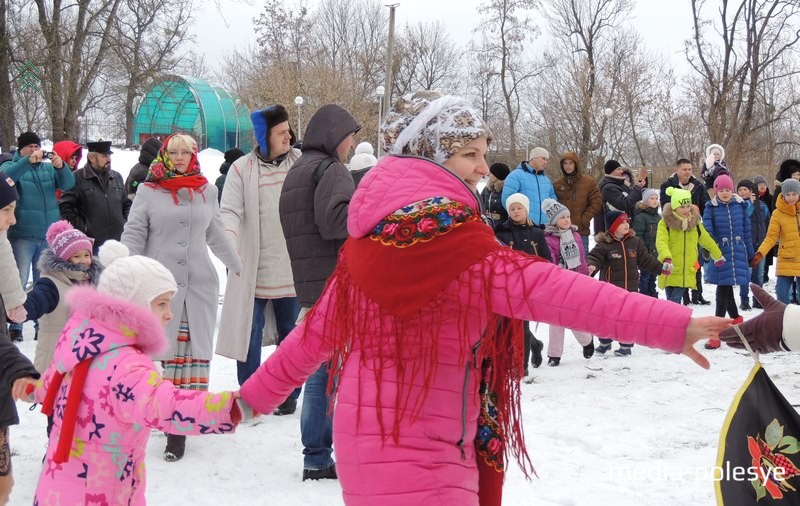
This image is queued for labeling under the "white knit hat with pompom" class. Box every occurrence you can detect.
[96,240,177,308]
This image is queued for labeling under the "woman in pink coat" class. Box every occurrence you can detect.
[241,91,730,505]
[33,241,246,505]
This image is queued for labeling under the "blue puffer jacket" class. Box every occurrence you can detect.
[703,196,755,286]
[501,162,556,225]
[0,153,75,240]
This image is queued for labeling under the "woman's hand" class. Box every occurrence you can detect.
[682,316,733,369]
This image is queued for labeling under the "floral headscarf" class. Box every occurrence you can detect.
[144,135,208,204]
[381,90,493,165]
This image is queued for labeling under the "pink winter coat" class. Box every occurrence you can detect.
[34,287,238,505]
[241,156,693,505]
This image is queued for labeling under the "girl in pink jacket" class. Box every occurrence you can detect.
[241,91,730,506]
[33,241,247,505]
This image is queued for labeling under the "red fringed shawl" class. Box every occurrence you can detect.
[307,197,540,499]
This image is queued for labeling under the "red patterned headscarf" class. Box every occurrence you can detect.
[144,134,208,204]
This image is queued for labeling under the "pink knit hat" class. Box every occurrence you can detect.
[714,174,734,192]
[46,220,93,260]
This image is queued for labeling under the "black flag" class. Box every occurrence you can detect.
[716,363,800,504]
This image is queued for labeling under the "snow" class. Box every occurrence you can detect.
[9,148,791,504]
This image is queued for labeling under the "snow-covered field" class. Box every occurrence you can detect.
[8,147,789,505]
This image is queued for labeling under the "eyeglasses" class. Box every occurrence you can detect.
[167,150,193,158]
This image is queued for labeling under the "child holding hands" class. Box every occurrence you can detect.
[32,241,252,505]
[0,172,40,503]
[541,198,594,365]
[750,178,800,305]
[494,193,551,371]
[588,210,664,356]
[703,175,752,347]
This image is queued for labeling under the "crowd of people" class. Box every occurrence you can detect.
[0,89,795,504]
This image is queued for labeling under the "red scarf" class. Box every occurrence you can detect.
[41,360,92,463]
[147,174,209,205]
[309,216,540,504]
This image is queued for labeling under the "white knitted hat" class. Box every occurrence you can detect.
[541,198,570,225]
[96,241,177,308]
[505,193,530,213]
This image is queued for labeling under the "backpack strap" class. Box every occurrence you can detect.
[313,156,339,188]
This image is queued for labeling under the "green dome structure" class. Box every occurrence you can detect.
[132,75,253,152]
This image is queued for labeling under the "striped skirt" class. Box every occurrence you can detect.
[161,306,209,390]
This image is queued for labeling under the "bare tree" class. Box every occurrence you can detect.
[687,0,800,168]
[475,0,542,161]
[111,0,193,146]
[0,0,14,149]
[32,0,122,141]
[393,22,461,96]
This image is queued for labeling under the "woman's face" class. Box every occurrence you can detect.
[443,136,490,193]
[168,144,194,174]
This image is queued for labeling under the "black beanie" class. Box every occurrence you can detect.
[489,162,510,181]
[737,179,754,192]
[604,159,621,174]
[0,172,19,209]
[224,148,246,164]
[17,131,41,149]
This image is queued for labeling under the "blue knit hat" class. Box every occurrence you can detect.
[250,105,295,157]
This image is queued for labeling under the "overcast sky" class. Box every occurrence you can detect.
[194,0,694,71]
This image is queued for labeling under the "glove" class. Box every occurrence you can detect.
[714,256,726,267]
[720,284,786,353]
[661,259,673,276]
[749,252,763,268]
[231,392,259,424]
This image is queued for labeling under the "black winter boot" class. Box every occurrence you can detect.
[164,434,186,462]
[531,338,544,369]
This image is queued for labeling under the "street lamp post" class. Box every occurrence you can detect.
[376,86,385,157]
[294,96,304,141]
[234,99,241,148]
[603,107,613,159]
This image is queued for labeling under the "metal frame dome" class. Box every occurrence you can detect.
[132,74,253,152]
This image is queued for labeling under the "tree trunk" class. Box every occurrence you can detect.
[0,0,14,150]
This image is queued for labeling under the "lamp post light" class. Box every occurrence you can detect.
[294,96,304,141]
[376,85,385,157]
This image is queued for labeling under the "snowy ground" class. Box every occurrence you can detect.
[9,147,791,505]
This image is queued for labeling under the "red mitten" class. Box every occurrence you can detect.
[661,259,673,276]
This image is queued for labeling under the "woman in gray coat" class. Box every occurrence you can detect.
[121,134,242,462]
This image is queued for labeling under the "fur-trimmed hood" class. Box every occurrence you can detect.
[51,287,168,374]
[36,249,102,284]
[706,144,726,160]
[661,203,702,230]
[594,229,636,244]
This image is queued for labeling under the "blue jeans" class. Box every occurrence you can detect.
[776,276,800,305]
[639,270,657,297]
[236,297,301,401]
[580,235,590,256]
[666,286,685,304]
[8,238,47,332]
[301,363,334,470]
[739,261,764,304]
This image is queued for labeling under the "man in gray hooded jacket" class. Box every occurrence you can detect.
[278,104,361,481]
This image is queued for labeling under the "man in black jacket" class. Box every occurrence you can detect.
[60,141,131,250]
[659,158,712,305]
[279,104,360,482]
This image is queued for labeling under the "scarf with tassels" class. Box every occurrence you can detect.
[40,360,92,463]
[305,196,539,505]
[144,136,208,204]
